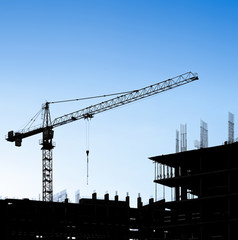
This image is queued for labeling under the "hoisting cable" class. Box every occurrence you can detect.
[85,119,90,185]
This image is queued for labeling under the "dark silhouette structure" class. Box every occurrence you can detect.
[1,142,238,239]
[0,194,165,239]
[150,141,238,239]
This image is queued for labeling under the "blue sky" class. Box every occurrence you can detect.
[0,0,238,205]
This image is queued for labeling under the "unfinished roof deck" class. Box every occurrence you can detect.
[150,142,238,170]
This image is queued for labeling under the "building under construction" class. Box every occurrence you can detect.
[1,141,238,239]
[150,141,238,239]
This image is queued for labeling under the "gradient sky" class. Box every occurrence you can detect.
[0,0,238,205]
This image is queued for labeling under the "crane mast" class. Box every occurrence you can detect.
[40,103,54,202]
[6,72,198,201]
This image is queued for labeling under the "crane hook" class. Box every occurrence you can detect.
[86,150,89,185]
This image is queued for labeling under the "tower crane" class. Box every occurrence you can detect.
[6,72,198,201]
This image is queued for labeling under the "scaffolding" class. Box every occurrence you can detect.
[180,124,187,152]
[200,120,208,148]
[228,112,234,144]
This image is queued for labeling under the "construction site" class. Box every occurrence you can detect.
[1,73,238,239]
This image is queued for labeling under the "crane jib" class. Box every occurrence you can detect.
[52,73,198,128]
[6,72,198,146]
